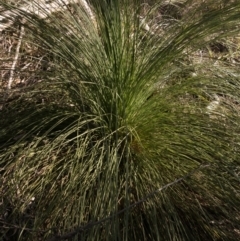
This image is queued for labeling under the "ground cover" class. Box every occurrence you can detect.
[0,1,240,240]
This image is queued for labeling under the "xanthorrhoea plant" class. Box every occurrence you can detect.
[0,0,240,240]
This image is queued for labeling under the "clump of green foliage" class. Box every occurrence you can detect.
[0,0,240,240]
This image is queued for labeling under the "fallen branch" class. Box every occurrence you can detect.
[8,25,24,89]
[0,0,157,35]
[0,0,96,32]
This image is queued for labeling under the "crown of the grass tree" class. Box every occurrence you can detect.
[0,0,240,240]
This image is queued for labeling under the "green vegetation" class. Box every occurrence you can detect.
[0,0,240,240]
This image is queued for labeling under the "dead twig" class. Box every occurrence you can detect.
[8,25,24,89]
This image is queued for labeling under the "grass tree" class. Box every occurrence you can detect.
[0,0,240,240]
